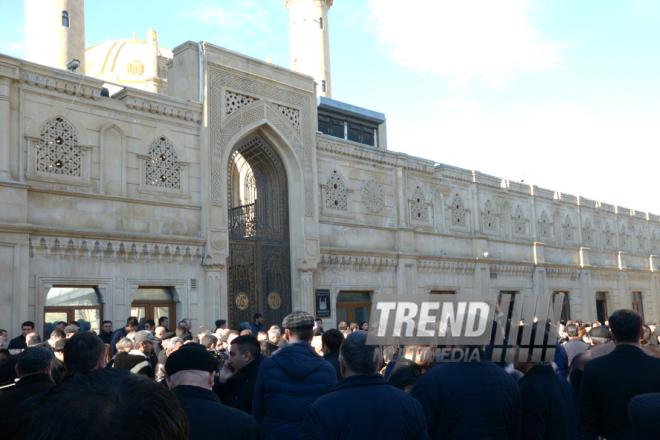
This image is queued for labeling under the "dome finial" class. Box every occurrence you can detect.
[147,25,157,38]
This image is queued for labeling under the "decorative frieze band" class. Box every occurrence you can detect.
[417,260,475,275]
[30,236,203,264]
[121,95,202,123]
[545,267,581,279]
[318,254,397,272]
[490,264,535,277]
[19,70,101,100]
[590,270,619,280]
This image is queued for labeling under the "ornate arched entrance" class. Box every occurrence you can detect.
[227,134,291,329]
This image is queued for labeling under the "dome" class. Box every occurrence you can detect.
[85,28,172,95]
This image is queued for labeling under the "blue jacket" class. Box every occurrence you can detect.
[410,349,521,440]
[251,322,264,336]
[251,340,337,440]
[300,373,428,440]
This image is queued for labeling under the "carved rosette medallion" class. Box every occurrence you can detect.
[361,179,384,214]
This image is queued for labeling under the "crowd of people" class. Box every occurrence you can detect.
[1,308,660,439]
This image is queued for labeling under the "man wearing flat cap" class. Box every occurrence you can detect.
[251,311,338,440]
[166,344,263,440]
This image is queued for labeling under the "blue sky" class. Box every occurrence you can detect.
[1,0,659,213]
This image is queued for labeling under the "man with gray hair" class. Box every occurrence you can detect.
[300,331,427,439]
[155,336,183,383]
[0,346,54,436]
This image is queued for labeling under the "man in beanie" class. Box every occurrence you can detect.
[166,344,263,440]
[251,311,338,440]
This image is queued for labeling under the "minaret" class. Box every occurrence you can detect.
[145,26,159,93]
[25,0,86,74]
[284,0,333,98]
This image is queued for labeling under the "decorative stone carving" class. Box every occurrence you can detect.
[410,186,428,222]
[325,170,348,211]
[513,205,527,236]
[275,104,300,131]
[417,260,475,275]
[490,265,535,277]
[318,254,397,272]
[563,215,575,244]
[482,200,497,232]
[145,137,181,189]
[583,218,595,246]
[225,90,257,116]
[361,179,384,214]
[636,227,647,253]
[305,187,314,217]
[620,223,631,250]
[603,222,615,249]
[538,211,552,241]
[450,194,467,227]
[37,117,81,176]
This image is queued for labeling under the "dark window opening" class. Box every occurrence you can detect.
[320,17,323,29]
[322,80,326,92]
[318,116,344,139]
[62,11,69,27]
[596,292,608,323]
[632,291,644,319]
[318,115,377,147]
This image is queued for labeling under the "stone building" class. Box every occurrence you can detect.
[0,0,657,337]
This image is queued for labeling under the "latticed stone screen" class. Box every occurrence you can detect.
[451,194,467,227]
[145,137,181,189]
[411,186,428,222]
[325,170,348,211]
[37,117,81,176]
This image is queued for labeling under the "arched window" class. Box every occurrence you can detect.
[583,218,595,246]
[563,215,574,243]
[514,205,527,235]
[62,11,69,27]
[37,117,81,176]
[325,170,348,211]
[482,200,496,232]
[450,194,467,227]
[322,80,326,92]
[538,211,551,240]
[411,186,428,222]
[145,137,181,189]
[604,222,615,249]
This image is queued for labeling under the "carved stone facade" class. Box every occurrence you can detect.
[1,39,660,337]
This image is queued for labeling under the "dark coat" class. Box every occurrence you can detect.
[251,340,338,440]
[7,335,26,351]
[251,322,264,336]
[0,373,55,437]
[51,357,66,384]
[323,350,342,382]
[410,349,521,440]
[99,331,112,345]
[109,327,128,354]
[173,385,264,440]
[579,344,660,440]
[216,354,264,413]
[112,352,153,378]
[300,373,428,440]
[518,364,579,440]
[0,348,18,387]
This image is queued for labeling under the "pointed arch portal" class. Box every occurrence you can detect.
[227,134,291,329]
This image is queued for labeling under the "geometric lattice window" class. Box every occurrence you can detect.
[482,200,497,232]
[325,170,348,211]
[652,231,660,253]
[226,91,257,116]
[145,137,181,189]
[513,205,527,236]
[411,186,428,222]
[563,215,574,243]
[538,210,552,241]
[604,222,615,249]
[275,104,300,130]
[37,117,81,176]
[583,218,595,246]
[451,194,467,227]
[636,227,646,253]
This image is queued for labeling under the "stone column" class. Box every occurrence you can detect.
[203,263,226,326]
[299,270,314,313]
[0,77,12,181]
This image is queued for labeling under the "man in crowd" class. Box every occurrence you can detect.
[55,321,66,333]
[411,342,521,439]
[99,320,113,344]
[216,334,264,413]
[268,326,284,347]
[201,333,218,351]
[321,328,343,382]
[300,331,427,439]
[25,331,42,347]
[563,323,589,367]
[8,321,34,350]
[0,330,17,387]
[251,313,264,336]
[215,319,227,332]
[0,346,55,436]
[18,368,189,440]
[155,336,183,383]
[158,316,170,332]
[252,311,338,440]
[64,325,78,338]
[579,309,660,440]
[514,327,579,439]
[47,329,65,349]
[144,319,156,332]
[51,338,67,384]
[113,330,155,377]
[568,326,611,392]
[315,317,325,335]
[110,316,139,354]
[166,344,263,440]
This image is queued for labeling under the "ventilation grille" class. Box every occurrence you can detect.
[490,273,498,280]
[190,279,197,290]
